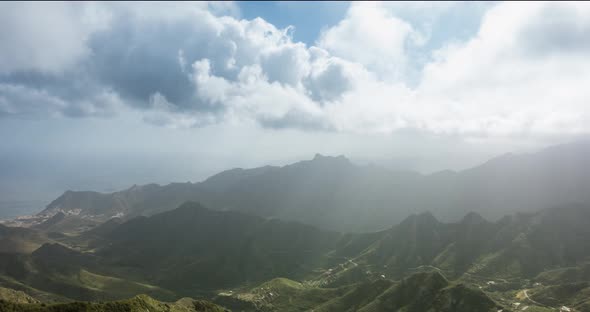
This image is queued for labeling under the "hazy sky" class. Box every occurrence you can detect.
[1,1,590,202]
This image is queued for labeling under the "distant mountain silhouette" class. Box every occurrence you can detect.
[38,140,590,232]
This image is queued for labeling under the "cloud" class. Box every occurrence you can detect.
[0,84,67,118]
[517,2,590,56]
[0,2,110,74]
[0,84,121,118]
[189,57,326,128]
[1,1,590,140]
[142,92,220,128]
[260,41,310,87]
[305,51,365,102]
[317,2,414,81]
[417,2,590,136]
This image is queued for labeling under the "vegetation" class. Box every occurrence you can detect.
[0,224,52,254]
[0,294,227,312]
[95,202,341,293]
[0,287,39,304]
[4,148,590,311]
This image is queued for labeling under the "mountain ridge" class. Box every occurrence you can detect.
[31,140,590,232]
[4,201,590,310]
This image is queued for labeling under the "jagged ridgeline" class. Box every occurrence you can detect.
[30,141,590,233]
[2,200,590,311]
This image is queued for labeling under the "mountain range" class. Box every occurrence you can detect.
[32,140,590,233]
[3,141,590,311]
[3,200,590,311]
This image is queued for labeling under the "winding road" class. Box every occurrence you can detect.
[522,289,550,308]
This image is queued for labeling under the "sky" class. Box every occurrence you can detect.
[1,1,590,202]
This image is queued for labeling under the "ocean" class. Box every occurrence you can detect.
[0,200,46,219]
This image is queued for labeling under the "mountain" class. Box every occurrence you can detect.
[429,140,590,221]
[20,201,590,295]
[218,272,502,312]
[34,140,590,232]
[0,242,177,302]
[314,272,501,312]
[38,183,204,224]
[527,282,590,310]
[35,203,590,290]
[0,287,39,304]
[5,201,590,310]
[0,292,228,312]
[0,202,343,301]
[0,273,503,312]
[0,224,52,254]
[94,202,342,293]
[18,202,590,299]
[348,203,590,281]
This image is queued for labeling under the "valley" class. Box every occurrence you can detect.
[2,200,590,311]
[2,142,590,311]
[3,1,590,310]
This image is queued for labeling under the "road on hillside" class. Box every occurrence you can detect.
[522,289,551,308]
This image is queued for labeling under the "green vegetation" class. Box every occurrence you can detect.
[528,282,590,310]
[313,279,394,311]
[95,202,341,293]
[0,244,175,302]
[0,224,52,254]
[313,272,503,312]
[535,263,590,285]
[0,294,227,312]
[0,287,39,304]
[4,200,590,311]
[214,277,348,312]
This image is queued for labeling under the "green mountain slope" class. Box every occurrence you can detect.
[346,203,590,281]
[0,225,52,254]
[96,202,342,293]
[313,272,502,312]
[0,293,227,312]
[0,243,176,302]
[0,287,39,304]
[4,201,590,311]
[527,282,590,311]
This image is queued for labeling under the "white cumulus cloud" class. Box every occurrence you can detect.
[1,1,590,141]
